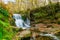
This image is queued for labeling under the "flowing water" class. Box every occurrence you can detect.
[13,14,30,29]
[39,33,59,40]
[13,14,59,40]
[29,33,59,40]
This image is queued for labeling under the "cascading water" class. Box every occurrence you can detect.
[13,14,59,40]
[13,14,30,29]
[40,33,59,40]
[25,18,30,26]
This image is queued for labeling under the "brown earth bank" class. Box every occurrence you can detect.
[12,23,60,40]
[31,23,60,34]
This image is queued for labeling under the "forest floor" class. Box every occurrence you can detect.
[12,23,60,40]
[32,23,60,34]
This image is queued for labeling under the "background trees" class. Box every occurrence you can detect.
[30,2,60,24]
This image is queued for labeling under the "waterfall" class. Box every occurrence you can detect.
[13,14,59,40]
[13,14,30,29]
[25,18,30,26]
[40,33,59,40]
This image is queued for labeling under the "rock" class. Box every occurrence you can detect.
[19,30,31,38]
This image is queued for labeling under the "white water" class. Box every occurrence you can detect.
[13,14,30,29]
[29,33,59,40]
[13,14,59,40]
[40,33,59,40]
[30,33,59,40]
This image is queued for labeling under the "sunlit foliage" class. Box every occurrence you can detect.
[0,6,18,40]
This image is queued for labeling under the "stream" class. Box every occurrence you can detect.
[39,33,59,40]
[13,14,60,40]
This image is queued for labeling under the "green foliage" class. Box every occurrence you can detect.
[0,7,9,17]
[56,13,60,18]
[30,3,60,24]
[0,27,3,40]
[0,6,18,40]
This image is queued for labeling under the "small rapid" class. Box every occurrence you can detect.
[40,33,59,40]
